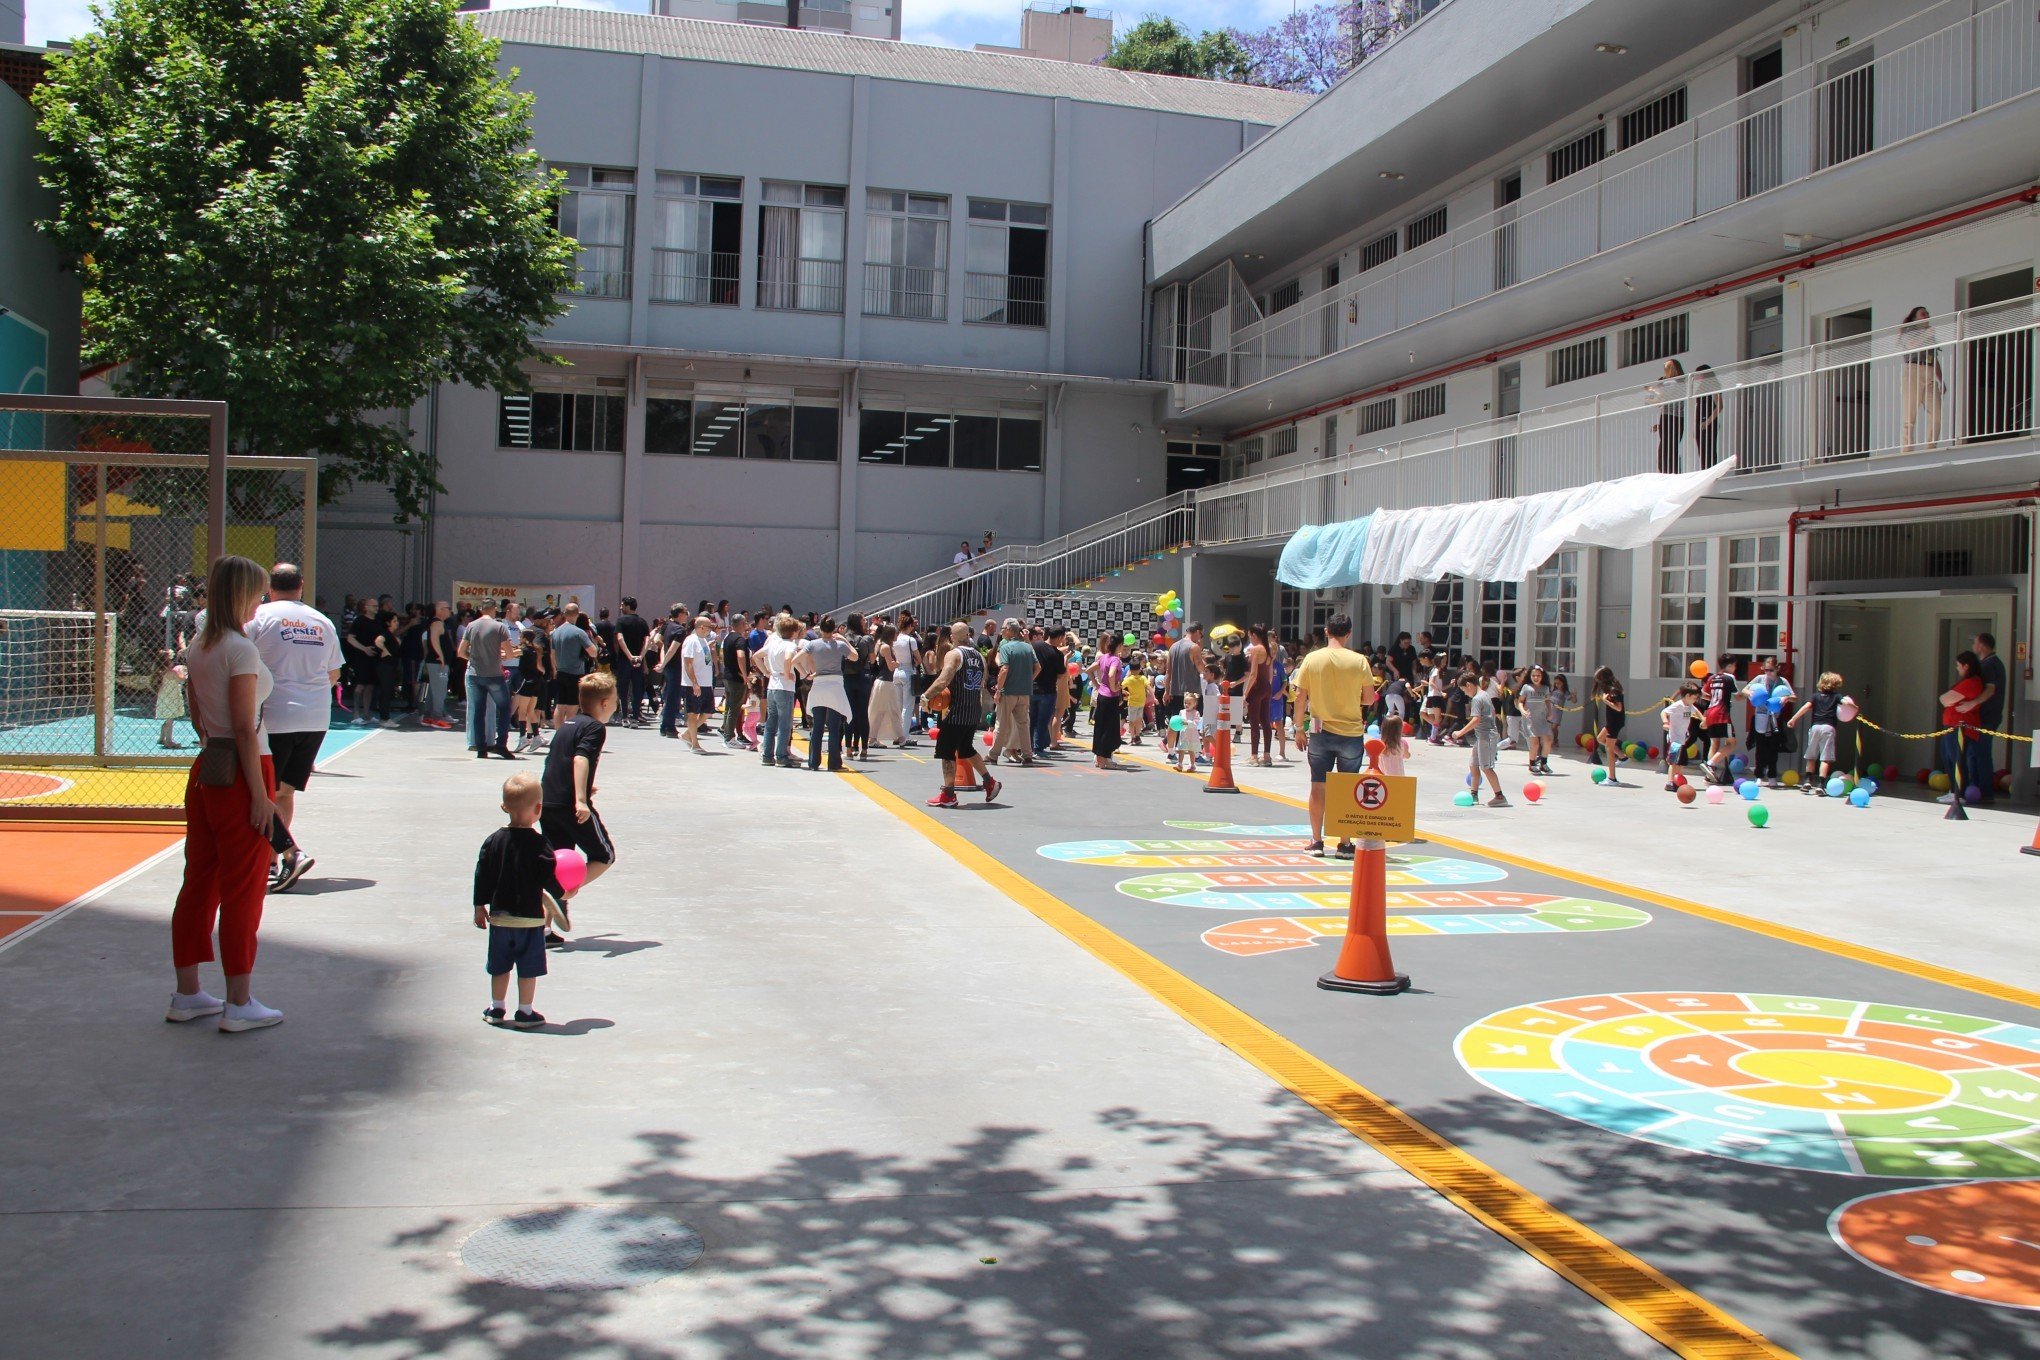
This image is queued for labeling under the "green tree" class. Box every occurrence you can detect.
[1103,15,1251,83]
[33,0,576,519]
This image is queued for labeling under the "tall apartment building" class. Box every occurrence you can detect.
[976,5,1114,66]
[1133,0,2039,777]
[656,0,901,43]
[327,8,1304,606]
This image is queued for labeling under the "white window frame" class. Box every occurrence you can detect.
[554,166,635,300]
[863,189,950,321]
[1532,550,1581,679]
[649,172,741,307]
[1655,538,1710,678]
[758,180,847,313]
[1724,532,1784,668]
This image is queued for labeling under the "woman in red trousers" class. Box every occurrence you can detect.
[167,554,284,1033]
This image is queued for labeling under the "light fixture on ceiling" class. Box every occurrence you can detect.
[1242,252,1265,261]
[1594,42,1627,55]
[1378,170,1406,181]
[1622,276,1635,291]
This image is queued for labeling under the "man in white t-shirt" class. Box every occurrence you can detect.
[678,614,718,753]
[952,542,973,621]
[246,563,341,891]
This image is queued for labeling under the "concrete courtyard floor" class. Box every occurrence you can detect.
[3,718,2036,1359]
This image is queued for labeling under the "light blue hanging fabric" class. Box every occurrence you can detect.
[1275,516,1373,590]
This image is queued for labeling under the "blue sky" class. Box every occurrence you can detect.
[25,0,1302,53]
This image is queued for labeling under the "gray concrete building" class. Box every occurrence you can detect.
[343,7,1305,607]
[0,30,80,404]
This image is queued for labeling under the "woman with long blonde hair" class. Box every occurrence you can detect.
[168,555,285,1033]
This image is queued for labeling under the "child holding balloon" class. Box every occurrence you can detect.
[1787,671,1845,794]
[540,671,619,916]
[473,772,570,1028]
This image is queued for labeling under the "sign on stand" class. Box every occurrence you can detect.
[1323,771,1417,843]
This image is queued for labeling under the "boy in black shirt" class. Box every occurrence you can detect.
[541,671,619,907]
[473,772,569,1028]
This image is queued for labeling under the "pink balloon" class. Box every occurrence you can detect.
[1705,786,1728,805]
[554,847,588,894]
[1838,699,1859,723]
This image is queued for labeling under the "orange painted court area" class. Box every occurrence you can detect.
[0,823,184,944]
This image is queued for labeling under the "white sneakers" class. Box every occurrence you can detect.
[218,999,285,1033]
[165,990,225,1023]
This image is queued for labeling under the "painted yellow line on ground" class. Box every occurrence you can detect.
[840,770,1795,1360]
[1124,751,2040,1013]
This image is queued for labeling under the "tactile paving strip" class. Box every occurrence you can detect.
[460,1205,704,1290]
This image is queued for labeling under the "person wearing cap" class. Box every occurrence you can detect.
[989,618,1037,767]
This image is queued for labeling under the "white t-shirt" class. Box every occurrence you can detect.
[680,632,716,687]
[185,631,273,744]
[954,551,971,580]
[247,599,341,734]
[892,633,917,674]
[761,636,800,692]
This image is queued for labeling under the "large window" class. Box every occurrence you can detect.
[758,181,847,312]
[864,190,950,320]
[858,401,1044,472]
[1532,550,1580,678]
[650,172,741,306]
[1725,533,1783,667]
[965,199,1049,327]
[497,391,625,452]
[1476,581,1518,668]
[645,391,840,461]
[554,166,634,299]
[1166,439,1225,493]
[1428,578,1465,659]
[1656,539,1709,678]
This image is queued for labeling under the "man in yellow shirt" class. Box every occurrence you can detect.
[1293,613,1378,857]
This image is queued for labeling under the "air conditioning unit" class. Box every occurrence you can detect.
[1381,579,1427,604]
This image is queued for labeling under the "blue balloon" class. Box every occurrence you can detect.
[1767,691,1788,712]
[1739,781,1761,801]
[1858,779,1878,797]
[1366,724,1382,739]
[1729,756,1747,775]
[1849,788,1871,808]
[1826,776,1847,798]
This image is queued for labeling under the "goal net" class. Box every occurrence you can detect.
[0,610,118,754]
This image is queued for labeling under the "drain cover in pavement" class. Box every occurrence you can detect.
[460,1205,705,1290]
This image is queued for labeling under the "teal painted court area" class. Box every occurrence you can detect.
[0,709,377,760]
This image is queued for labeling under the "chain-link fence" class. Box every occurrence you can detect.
[0,395,315,817]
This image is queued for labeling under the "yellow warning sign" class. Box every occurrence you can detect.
[1323,771,1417,843]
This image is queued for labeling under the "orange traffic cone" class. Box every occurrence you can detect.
[1319,742,1410,995]
[2021,821,2040,857]
[1203,690,1239,794]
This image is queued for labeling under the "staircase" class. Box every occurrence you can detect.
[834,491,1196,622]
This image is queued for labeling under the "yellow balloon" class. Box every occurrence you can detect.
[1779,769,1800,787]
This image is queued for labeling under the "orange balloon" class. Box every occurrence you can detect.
[1688,660,1709,679]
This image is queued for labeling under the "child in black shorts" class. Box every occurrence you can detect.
[473,772,569,1028]
[540,671,619,913]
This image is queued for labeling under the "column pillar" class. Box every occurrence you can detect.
[835,368,860,602]
[628,53,660,349]
[620,354,645,600]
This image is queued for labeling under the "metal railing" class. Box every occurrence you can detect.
[834,491,1196,621]
[965,272,1048,327]
[863,263,948,320]
[570,250,631,301]
[649,249,740,307]
[1158,0,2040,407]
[758,257,846,314]
[1192,295,2040,546]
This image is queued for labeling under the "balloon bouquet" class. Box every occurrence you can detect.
[1152,589,1185,644]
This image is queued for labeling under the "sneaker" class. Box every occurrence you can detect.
[1305,840,1327,856]
[777,758,801,769]
[926,790,960,808]
[483,1004,507,1026]
[544,930,566,947]
[270,851,314,892]
[165,990,224,1023]
[1334,840,1356,860]
[983,775,1003,803]
[510,1009,546,1030]
[1487,795,1509,808]
[542,890,571,934]
[1664,781,1679,793]
[218,998,284,1033]
[491,745,521,760]
[1935,792,1955,804]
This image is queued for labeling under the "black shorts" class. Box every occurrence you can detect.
[684,687,715,715]
[556,673,586,706]
[518,670,547,699]
[1703,722,1731,740]
[486,924,548,978]
[267,730,325,791]
[934,717,980,761]
[539,804,615,865]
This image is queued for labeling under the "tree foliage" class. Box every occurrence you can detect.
[34,0,576,519]
[1102,15,1250,83]
[1232,1,1427,94]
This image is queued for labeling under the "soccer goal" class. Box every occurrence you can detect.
[0,610,118,756]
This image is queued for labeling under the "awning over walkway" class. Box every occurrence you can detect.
[1276,460,1737,588]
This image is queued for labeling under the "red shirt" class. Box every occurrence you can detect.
[1943,676,1984,733]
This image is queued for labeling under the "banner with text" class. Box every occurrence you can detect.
[452,581,597,616]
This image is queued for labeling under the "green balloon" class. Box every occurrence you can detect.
[1452,791,1476,807]
[1123,632,1137,645]
[1590,766,1607,784]
[1747,804,1770,828]
[1168,715,1186,731]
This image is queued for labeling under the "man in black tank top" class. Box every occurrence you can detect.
[925,621,1000,809]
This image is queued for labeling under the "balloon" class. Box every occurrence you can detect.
[1740,781,1761,801]
[1465,773,1477,787]
[1849,788,1871,808]
[1523,781,1544,803]
[1839,698,1860,723]
[554,848,588,894]
[1676,785,1696,805]
[1366,724,1381,739]
[1590,767,1608,784]
[1067,662,1080,675]
[1964,785,1984,804]
[1767,691,1788,713]
[1747,804,1770,828]
[1921,769,1938,786]
[1647,746,1661,760]
[1689,660,1709,679]
[1365,735,1385,762]
[1577,733,1595,750]
[1123,632,1137,645]
[1729,756,1747,775]
[1706,786,1728,805]
[1168,715,1187,731]
[1453,790,1477,807]
[1672,774,1688,787]
[1826,776,1847,798]
[1858,779,1878,797]
[1780,769,1799,787]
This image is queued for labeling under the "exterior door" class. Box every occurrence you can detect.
[1737,290,1785,469]
[1740,46,1785,198]
[1493,174,1522,290]
[1817,308,1873,462]
[1821,47,1876,169]
[1494,362,1521,496]
[1961,268,2035,443]
[1820,604,1890,770]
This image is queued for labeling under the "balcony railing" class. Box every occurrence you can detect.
[1156,0,2040,408]
[965,272,1048,327]
[570,245,630,300]
[758,257,846,314]
[833,491,1196,621]
[1193,296,2040,547]
[863,263,948,320]
[650,249,740,307]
